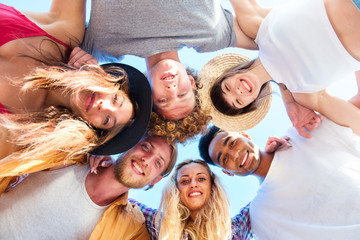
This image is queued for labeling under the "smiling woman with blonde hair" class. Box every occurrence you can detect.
[130,159,253,240]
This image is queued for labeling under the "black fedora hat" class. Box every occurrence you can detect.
[91,63,152,155]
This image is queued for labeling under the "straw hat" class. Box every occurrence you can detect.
[198,53,272,132]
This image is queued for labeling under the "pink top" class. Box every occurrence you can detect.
[0,3,69,48]
[0,103,11,114]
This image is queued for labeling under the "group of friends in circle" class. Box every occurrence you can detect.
[0,0,360,239]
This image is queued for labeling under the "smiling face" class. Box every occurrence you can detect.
[71,90,133,130]
[148,59,196,120]
[220,72,261,110]
[176,163,212,213]
[114,136,172,189]
[208,131,260,176]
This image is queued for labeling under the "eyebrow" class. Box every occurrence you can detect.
[149,141,166,165]
[180,172,207,178]
[149,141,155,150]
[196,172,207,176]
[112,118,117,129]
[224,136,231,146]
[159,155,165,166]
[216,136,230,163]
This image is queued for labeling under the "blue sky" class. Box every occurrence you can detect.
[3,0,355,216]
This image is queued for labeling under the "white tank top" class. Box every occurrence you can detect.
[255,0,360,93]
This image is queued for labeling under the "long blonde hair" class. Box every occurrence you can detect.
[0,64,131,176]
[156,159,232,240]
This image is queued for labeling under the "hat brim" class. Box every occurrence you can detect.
[198,53,272,132]
[91,63,152,155]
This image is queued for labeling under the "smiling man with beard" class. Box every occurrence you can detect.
[0,133,177,240]
[199,118,360,239]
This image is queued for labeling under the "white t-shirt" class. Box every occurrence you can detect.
[255,0,360,93]
[0,165,108,240]
[250,118,360,239]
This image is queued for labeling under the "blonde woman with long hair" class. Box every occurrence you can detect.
[0,1,152,194]
[130,159,253,240]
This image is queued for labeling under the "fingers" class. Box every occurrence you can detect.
[89,155,100,174]
[68,47,83,66]
[264,141,282,153]
[267,136,291,146]
[100,159,112,168]
[88,155,112,174]
[304,116,322,132]
[68,47,98,67]
[264,136,292,153]
[295,126,312,139]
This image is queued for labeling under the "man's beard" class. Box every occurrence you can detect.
[113,155,148,189]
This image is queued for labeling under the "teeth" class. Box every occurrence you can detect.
[241,80,251,92]
[240,152,249,167]
[189,192,202,197]
[133,161,144,174]
[163,75,174,80]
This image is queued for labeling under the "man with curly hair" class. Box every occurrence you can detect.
[199,117,360,239]
[149,68,212,144]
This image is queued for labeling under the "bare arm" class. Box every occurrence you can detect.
[49,0,86,20]
[48,0,86,43]
[229,0,270,45]
[22,0,86,47]
[232,16,259,50]
[22,0,86,26]
[349,70,360,108]
[293,90,360,136]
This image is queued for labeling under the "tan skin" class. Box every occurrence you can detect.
[0,0,85,114]
[225,0,360,136]
[146,51,197,120]
[86,136,172,206]
[67,6,258,120]
[176,163,212,220]
[0,0,86,159]
[208,132,291,181]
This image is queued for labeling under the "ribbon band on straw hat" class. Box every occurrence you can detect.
[198,52,272,132]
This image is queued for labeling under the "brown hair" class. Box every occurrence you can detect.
[210,60,272,116]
